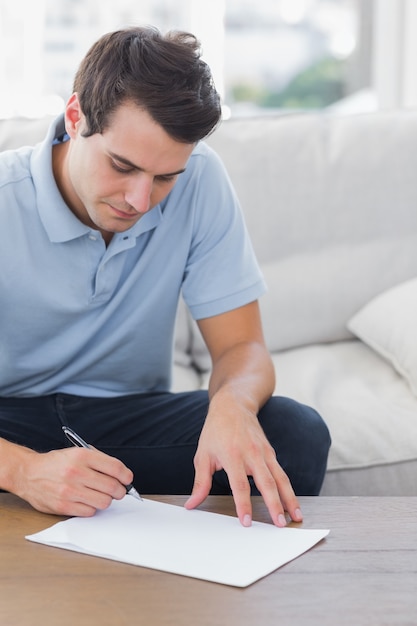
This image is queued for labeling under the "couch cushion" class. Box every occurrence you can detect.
[271,339,417,494]
[260,237,417,351]
[206,111,417,348]
[171,363,202,393]
[0,116,53,151]
[348,277,417,397]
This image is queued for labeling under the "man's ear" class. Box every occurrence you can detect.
[64,93,83,139]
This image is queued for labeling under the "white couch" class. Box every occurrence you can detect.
[2,110,417,496]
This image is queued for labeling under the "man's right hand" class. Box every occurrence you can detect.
[0,438,134,516]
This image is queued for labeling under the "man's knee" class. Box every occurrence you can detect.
[259,396,331,495]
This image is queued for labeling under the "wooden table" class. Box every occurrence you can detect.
[1,495,416,626]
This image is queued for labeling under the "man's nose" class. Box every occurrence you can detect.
[125,175,153,214]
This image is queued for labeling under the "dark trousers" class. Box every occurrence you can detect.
[0,391,331,495]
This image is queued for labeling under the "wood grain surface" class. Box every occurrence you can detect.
[1,495,416,626]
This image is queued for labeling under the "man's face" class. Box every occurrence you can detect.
[57,95,195,242]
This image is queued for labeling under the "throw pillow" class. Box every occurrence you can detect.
[347,277,417,396]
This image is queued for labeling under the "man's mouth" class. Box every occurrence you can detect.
[109,205,139,220]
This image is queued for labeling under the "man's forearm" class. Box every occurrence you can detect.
[0,437,34,495]
[207,340,275,414]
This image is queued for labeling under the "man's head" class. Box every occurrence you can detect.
[73,26,222,143]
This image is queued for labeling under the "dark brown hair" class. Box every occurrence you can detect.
[73,26,222,143]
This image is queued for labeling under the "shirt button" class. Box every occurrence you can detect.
[88,234,97,241]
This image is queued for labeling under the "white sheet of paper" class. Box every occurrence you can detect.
[26,497,329,587]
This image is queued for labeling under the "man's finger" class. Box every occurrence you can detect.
[268,461,303,523]
[226,466,253,527]
[184,459,213,510]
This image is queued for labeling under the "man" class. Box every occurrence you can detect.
[0,26,330,527]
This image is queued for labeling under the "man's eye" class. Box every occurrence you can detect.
[156,175,176,183]
[111,161,133,174]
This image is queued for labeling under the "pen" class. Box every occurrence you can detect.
[62,425,142,501]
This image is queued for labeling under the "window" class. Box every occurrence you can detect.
[0,0,414,119]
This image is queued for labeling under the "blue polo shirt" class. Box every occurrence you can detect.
[0,116,266,397]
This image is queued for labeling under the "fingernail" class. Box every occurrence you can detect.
[243,514,252,527]
[294,508,303,521]
[277,514,287,527]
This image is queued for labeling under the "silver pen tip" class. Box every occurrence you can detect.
[127,486,143,501]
